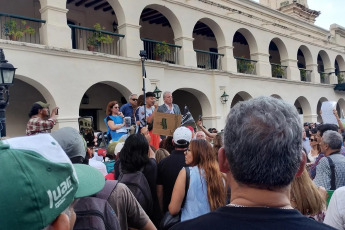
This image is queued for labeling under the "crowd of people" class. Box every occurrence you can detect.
[2,95,345,229]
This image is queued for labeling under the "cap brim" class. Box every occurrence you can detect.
[73,164,105,198]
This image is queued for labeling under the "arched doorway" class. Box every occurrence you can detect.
[230,91,252,108]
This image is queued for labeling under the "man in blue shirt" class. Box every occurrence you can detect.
[120,94,138,126]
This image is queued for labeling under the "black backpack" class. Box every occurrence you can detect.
[118,169,153,217]
[74,180,121,230]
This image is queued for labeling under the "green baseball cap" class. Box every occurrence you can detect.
[0,134,105,230]
[34,101,50,108]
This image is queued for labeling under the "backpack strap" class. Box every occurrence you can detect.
[326,156,336,190]
[181,167,190,208]
[96,180,118,200]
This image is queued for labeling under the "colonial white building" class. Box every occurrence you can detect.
[1,0,344,137]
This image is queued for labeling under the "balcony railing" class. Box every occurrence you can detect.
[0,12,45,44]
[195,49,224,70]
[141,38,181,64]
[271,63,287,79]
[319,72,330,84]
[336,71,345,83]
[234,57,257,75]
[299,68,312,82]
[68,24,124,55]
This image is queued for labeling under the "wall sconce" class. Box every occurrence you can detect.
[153,86,162,99]
[82,94,89,105]
[112,21,118,32]
[220,91,229,104]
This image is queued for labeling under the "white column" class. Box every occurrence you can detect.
[281,59,300,81]
[307,64,319,83]
[325,67,337,84]
[174,37,197,67]
[218,46,237,72]
[118,23,143,59]
[251,52,271,77]
[39,0,71,49]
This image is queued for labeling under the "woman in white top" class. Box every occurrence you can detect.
[307,136,321,163]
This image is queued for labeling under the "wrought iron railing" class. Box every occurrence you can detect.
[141,38,181,64]
[336,71,345,84]
[68,24,124,55]
[195,49,224,70]
[234,57,257,75]
[0,12,45,44]
[299,68,312,82]
[271,63,287,79]
[319,72,330,84]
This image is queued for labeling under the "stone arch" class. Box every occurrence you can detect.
[269,37,289,63]
[318,50,332,71]
[139,4,183,40]
[230,91,253,108]
[7,75,55,137]
[297,45,313,68]
[196,17,226,48]
[335,55,345,79]
[294,96,312,122]
[317,97,328,123]
[172,88,212,121]
[80,81,132,131]
[271,94,282,99]
[233,28,259,57]
[107,0,126,26]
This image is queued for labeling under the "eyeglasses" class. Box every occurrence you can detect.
[310,139,317,142]
[113,106,119,109]
[131,99,138,101]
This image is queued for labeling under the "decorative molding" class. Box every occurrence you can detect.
[174,37,194,42]
[40,6,68,14]
[118,23,141,30]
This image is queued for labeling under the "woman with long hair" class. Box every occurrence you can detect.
[168,139,226,221]
[290,169,326,222]
[307,135,321,163]
[212,134,223,161]
[104,101,126,142]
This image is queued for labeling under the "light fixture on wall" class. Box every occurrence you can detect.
[153,86,162,99]
[0,48,16,137]
[112,21,118,32]
[220,91,229,104]
[82,94,89,105]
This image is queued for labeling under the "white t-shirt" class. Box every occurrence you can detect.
[88,158,107,176]
[324,186,345,229]
[137,105,155,127]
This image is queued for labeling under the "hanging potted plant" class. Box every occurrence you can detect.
[87,23,114,51]
[337,73,344,84]
[236,57,255,74]
[300,69,307,81]
[153,41,170,61]
[4,20,35,41]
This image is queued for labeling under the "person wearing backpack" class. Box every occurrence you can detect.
[51,127,157,230]
[114,132,161,226]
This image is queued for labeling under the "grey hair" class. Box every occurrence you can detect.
[163,91,172,99]
[128,94,137,101]
[322,130,343,150]
[223,96,302,190]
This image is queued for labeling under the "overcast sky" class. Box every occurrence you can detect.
[252,0,345,30]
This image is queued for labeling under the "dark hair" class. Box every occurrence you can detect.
[106,101,118,115]
[137,95,144,107]
[119,133,149,172]
[161,136,174,153]
[317,124,338,137]
[28,104,43,117]
[224,97,302,190]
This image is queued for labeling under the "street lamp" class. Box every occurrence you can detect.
[220,91,229,104]
[0,48,16,137]
[153,86,162,99]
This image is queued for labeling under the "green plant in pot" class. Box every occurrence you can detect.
[4,20,35,41]
[153,41,170,60]
[300,69,306,81]
[337,73,344,84]
[237,58,255,74]
[272,65,285,78]
[87,23,114,51]
[320,72,325,83]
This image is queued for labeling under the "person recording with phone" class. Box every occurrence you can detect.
[104,101,127,142]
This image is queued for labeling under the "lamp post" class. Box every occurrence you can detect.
[153,86,162,100]
[220,91,229,104]
[0,48,16,137]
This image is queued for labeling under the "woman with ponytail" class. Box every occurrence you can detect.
[168,139,226,221]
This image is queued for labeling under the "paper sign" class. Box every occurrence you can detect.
[321,101,337,125]
[153,112,182,136]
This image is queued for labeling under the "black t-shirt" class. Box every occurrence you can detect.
[171,206,336,230]
[156,149,187,212]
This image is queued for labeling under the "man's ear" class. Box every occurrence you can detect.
[296,152,306,177]
[49,213,70,230]
[218,147,230,173]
